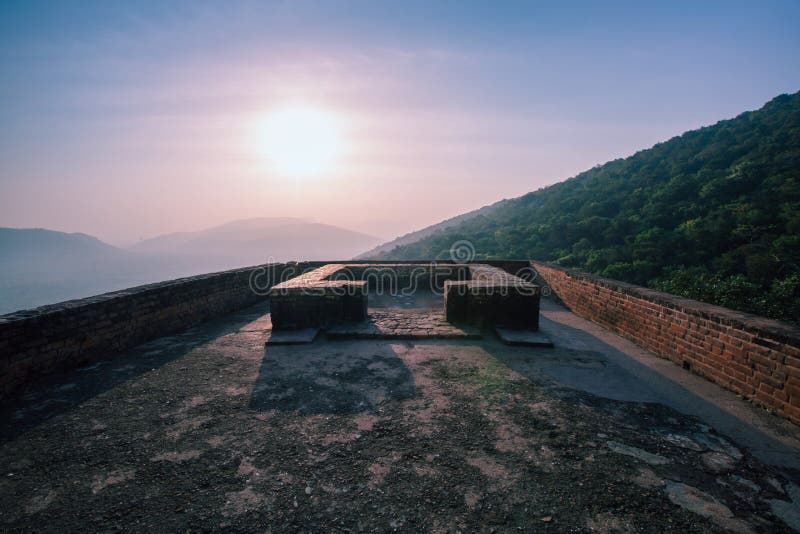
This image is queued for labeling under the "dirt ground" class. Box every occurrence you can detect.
[1,303,798,532]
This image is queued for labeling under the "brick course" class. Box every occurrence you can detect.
[532,261,800,425]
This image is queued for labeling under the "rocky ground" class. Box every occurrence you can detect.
[1,303,798,532]
[327,308,481,339]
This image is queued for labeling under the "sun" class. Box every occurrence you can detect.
[257,105,345,176]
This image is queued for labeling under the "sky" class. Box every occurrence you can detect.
[1,0,799,246]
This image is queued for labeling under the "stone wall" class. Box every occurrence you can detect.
[0,262,323,399]
[532,261,800,425]
[333,264,471,293]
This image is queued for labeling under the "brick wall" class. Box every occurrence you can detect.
[0,262,325,399]
[532,261,800,425]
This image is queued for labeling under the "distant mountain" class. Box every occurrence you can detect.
[368,92,800,324]
[0,218,381,314]
[129,217,309,254]
[354,199,509,259]
[0,228,144,314]
[0,228,124,266]
[131,217,381,263]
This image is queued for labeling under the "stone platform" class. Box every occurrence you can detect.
[264,328,320,345]
[269,263,542,333]
[494,326,553,347]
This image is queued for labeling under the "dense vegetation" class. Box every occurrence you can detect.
[373,92,800,325]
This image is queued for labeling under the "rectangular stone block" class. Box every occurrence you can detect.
[342,284,368,322]
[444,281,471,323]
[445,279,540,330]
[269,281,367,329]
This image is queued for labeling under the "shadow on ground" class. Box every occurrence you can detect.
[0,304,267,444]
[248,342,415,414]
[486,301,800,480]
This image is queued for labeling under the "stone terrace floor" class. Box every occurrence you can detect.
[1,297,800,532]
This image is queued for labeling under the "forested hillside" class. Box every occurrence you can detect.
[371,92,800,324]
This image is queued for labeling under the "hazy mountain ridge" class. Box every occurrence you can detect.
[130,217,312,253]
[0,228,158,313]
[132,217,380,262]
[368,92,800,324]
[0,228,125,265]
[0,218,381,314]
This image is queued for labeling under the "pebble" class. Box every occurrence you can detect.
[659,432,704,451]
[607,441,671,466]
[701,452,736,473]
[665,482,730,521]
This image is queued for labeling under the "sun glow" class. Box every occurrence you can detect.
[257,105,345,176]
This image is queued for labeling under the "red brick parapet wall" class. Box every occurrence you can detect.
[531,261,800,425]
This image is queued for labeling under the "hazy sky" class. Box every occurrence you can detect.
[1,0,799,246]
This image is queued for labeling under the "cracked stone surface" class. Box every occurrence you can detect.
[327,309,482,340]
[0,299,798,531]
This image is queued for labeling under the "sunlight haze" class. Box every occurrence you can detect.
[256,105,347,176]
[1,1,799,245]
